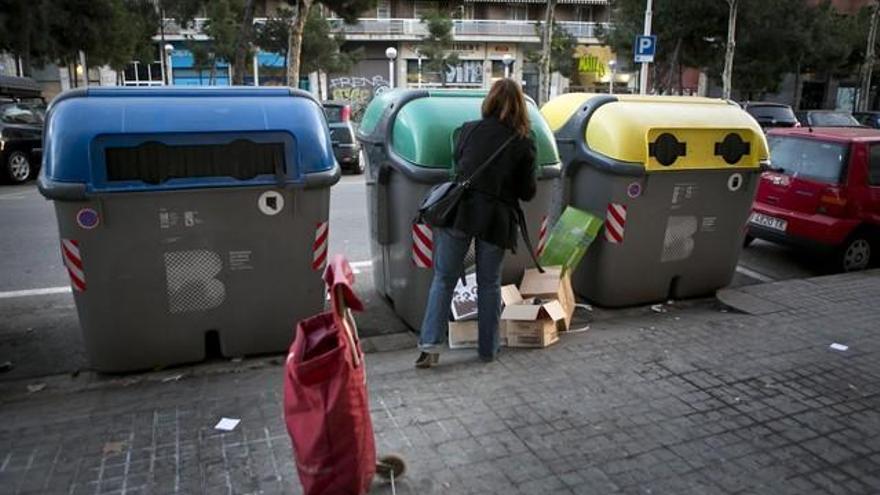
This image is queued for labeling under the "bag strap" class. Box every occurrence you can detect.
[460,133,517,188]
[515,204,545,273]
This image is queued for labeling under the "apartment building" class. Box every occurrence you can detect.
[149,0,616,111]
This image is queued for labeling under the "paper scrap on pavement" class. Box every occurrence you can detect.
[215,418,241,432]
[27,383,46,393]
[830,343,849,352]
[650,304,666,313]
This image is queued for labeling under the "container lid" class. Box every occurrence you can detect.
[542,93,769,172]
[41,87,335,194]
[358,89,560,170]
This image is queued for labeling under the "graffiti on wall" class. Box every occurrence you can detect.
[329,75,390,117]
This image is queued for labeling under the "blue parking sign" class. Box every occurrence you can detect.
[634,35,657,63]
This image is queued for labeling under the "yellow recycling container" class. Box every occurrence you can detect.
[541,94,769,307]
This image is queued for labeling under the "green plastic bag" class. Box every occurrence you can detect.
[538,206,604,273]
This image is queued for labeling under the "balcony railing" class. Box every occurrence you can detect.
[329,18,608,40]
[160,18,608,42]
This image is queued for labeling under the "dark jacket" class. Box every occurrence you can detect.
[449,116,537,250]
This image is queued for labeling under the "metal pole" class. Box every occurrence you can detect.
[389,60,394,89]
[505,65,510,79]
[639,0,652,95]
[418,56,422,88]
[253,52,260,86]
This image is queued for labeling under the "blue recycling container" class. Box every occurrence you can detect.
[39,87,340,371]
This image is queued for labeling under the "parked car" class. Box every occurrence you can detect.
[747,127,880,272]
[0,99,44,184]
[741,102,799,130]
[795,110,862,127]
[854,111,880,129]
[322,101,363,174]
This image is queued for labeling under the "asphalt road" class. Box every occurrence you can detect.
[0,175,825,379]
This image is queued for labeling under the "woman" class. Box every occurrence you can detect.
[416,79,537,368]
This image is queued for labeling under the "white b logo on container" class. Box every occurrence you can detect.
[258,191,284,216]
[727,173,744,192]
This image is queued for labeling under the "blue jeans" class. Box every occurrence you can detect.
[418,228,506,358]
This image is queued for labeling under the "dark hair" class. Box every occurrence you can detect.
[482,79,531,138]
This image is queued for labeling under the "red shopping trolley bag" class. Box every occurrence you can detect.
[283,255,376,495]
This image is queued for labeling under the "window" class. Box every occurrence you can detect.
[458,3,475,19]
[576,6,594,22]
[509,4,528,20]
[413,1,437,18]
[0,103,44,125]
[376,0,391,19]
[869,144,880,186]
[768,136,848,184]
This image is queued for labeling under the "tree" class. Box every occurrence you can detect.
[0,0,53,76]
[720,0,738,100]
[232,0,256,84]
[202,0,242,83]
[602,0,724,94]
[528,21,577,87]
[256,6,359,87]
[300,7,360,76]
[419,8,459,87]
[255,8,295,84]
[283,0,375,88]
[538,0,556,105]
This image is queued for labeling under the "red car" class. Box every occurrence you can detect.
[747,127,880,272]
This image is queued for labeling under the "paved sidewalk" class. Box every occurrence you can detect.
[2,271,880,494]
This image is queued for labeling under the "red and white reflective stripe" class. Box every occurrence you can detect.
[605,203,627,244]
[412,223,433,269]
[312,221,329,271]
[536,215,549,257]
[61,239,86,292]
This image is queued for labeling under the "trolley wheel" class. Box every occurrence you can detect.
[376,454,406,480]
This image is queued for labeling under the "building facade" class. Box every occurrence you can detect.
[134,0,617,115]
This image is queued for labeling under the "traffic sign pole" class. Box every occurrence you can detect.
[639,0,653,95]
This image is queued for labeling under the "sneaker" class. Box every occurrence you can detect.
[414,352,439,369]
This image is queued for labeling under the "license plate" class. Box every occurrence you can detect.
[749,212,787,232]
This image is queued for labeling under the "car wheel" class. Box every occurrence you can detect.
[743,234,755,248]
[5,151,32,184]
[838,234,873,272]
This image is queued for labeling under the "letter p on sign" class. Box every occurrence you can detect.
[634,35,657,63]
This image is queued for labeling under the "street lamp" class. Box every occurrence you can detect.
[608,59,617,94]
[502,53,514,79]
[164,44,174,86]
[385,46,397,89]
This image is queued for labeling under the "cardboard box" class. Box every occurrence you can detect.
[449,320,509,349]
[519,266,576,330]
[448,285,520,349]
[501,297,565,348]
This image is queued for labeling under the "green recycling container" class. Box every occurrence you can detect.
[357,89,562,330]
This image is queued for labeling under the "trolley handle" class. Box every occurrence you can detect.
[332,285,362,368]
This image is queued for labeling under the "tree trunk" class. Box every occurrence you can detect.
[858,1,880,112]
[159,7,168,85]
[209,57,217,85]
[287,0,314,89]
[722,0,738,100]
[539,0,557,105]
[793,59,803,110]
[232,0,257,85]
